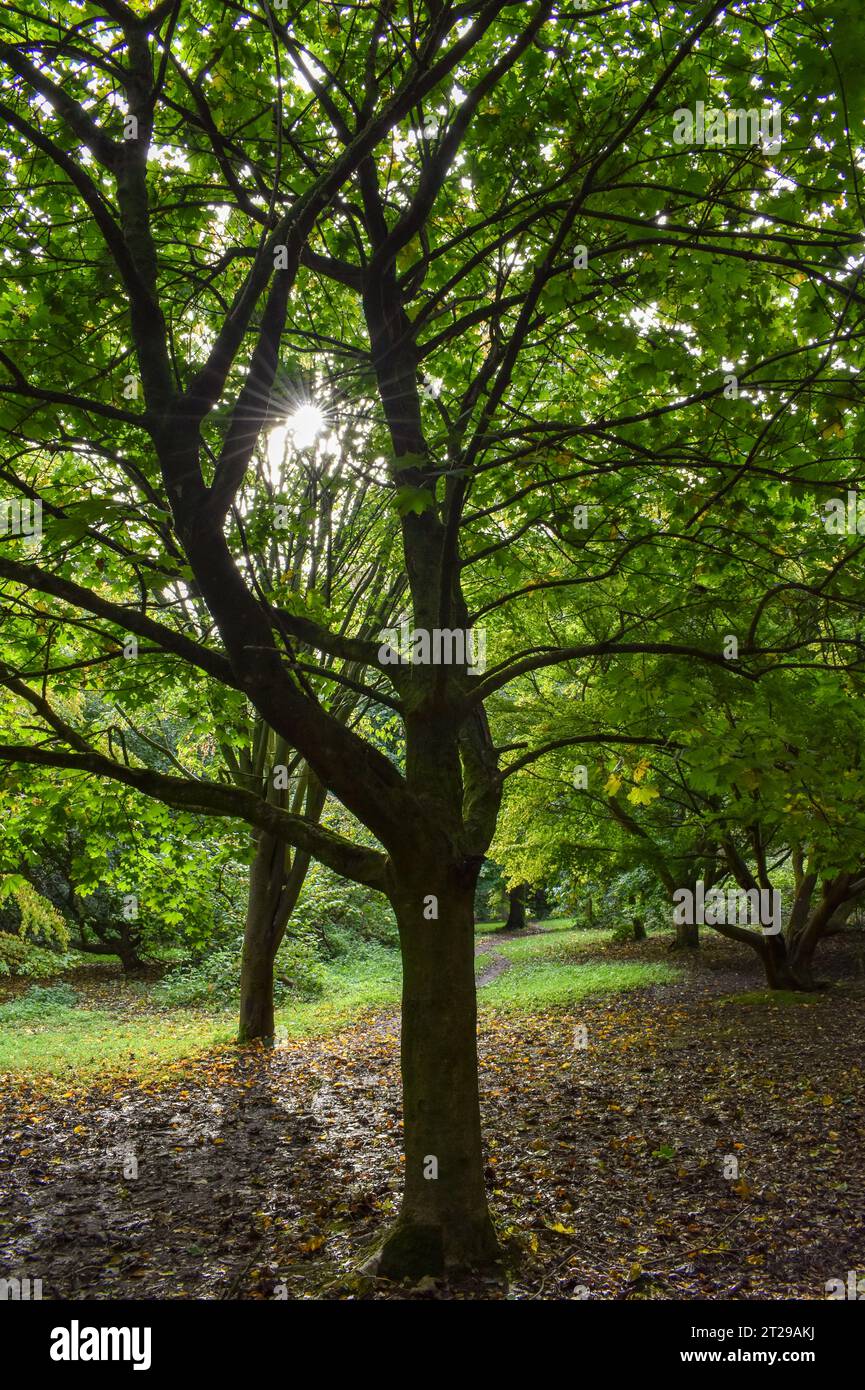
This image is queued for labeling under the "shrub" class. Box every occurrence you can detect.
[273,928,326,1000]
[292,867,397,958]
[0,933,79,979]
[154,928,327,1007]
[153,941,242,1007]
[0,981,79,1022]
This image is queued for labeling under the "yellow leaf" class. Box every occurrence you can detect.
[627,785,660,805]
[299,1235,326,1254]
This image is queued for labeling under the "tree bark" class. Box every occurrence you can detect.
[237,828,299,1043]
[237,764,325,1043]
[117,941,146,974]
[369,865,500,1279]
[238,886,280,1043]
[504,883,527,930]
[759,931,804,989]
[673,917,699,949]
[71,923,145,973]
[784,874,854,990]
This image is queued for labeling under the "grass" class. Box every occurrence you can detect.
[0,947,404,1080]
[274,947,402,1037]
[0,1005,234,1081]
[488,926,612,961]
[474,914,581,936]
[474,920,677,1009]
[480,958,680,1010]
[1,928,676,1079]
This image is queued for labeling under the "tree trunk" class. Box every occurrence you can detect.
[237,829,290,1043]
[115,919,145,973]
[785,878,850,990]
[760,931,805,989]
[117,941,146,974]
[237,766,325,1043]
[504,883,527,930]
[633,917,647,941]
[238,914,280,1043]
[673,917,699,949]
[369,867,501,1279]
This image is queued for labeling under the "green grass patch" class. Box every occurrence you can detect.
[489,927,611,962]
[0,946,404,1079]
[274,947,402,1037]
[474,915,600,937]
[480,958,680,1010]
[0,1007,234,1080]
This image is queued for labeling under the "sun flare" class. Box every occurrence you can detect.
[286,402,325,450]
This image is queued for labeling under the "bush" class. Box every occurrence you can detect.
[292,867,397,958]
[0,981,79,1022]
[273,928,326,1000]
[151,867,397,1009]
[153,941,242,1007]
[0,933,79,979]
[154,928,327,1007]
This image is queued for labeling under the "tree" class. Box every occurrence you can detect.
[504,882,528,930]
[0,764,240,973]
[1,0,864,1276]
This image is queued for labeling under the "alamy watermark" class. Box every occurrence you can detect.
[821,491,865,534]
[0,499,41,543]
[672,881,782,935]
[50,1321,151,1371]
[0,1274,42,1300]
[826,1269,865,1299]
[377,622,486,674]
[673,102,782,154]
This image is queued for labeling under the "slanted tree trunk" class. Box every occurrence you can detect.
[712,854,858,991]
[504,883,527,930]
[759,931,803,989]
[785,872,860,989]
[370,863,499,1279]
[717,839,811,988]
[238,830,284,1042]
[238,827,314,1043]
[116,937,146,974]
[236,748,326,1043]
[71,921,146,973]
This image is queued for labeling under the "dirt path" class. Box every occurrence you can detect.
[474,923,544,988]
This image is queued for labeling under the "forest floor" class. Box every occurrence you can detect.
[1,928,864,1301]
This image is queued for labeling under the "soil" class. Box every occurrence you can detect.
[1,931,863,1301]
